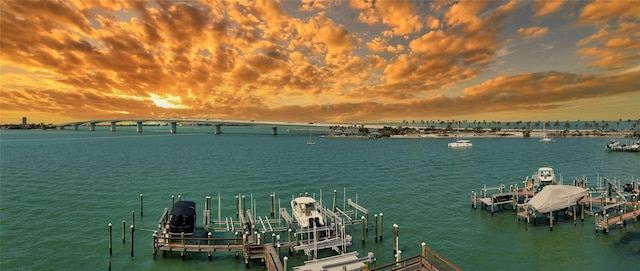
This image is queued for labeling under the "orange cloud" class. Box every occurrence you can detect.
[350,0,423,36]
[516,26,549,38]
[533,0,565,17]
[0,0,637,124]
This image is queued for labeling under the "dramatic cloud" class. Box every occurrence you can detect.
[0,0,637,124]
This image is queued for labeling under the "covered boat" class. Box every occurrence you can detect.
[527,185,587,213]
[169,200,196,235]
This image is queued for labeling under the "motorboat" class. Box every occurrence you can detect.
[539,137,553,143]
[606,139,621,150]
[539,126,553,142]
[448,122,472,148]
[527,185,587,214]
[291,197,325,228]
[168,201,196,235]
[532,167,556,192]
[448,139,472,148]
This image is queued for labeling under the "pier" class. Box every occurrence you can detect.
[472,173,640,233]
[107,189,461,270]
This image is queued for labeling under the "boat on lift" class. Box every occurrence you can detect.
[291,197,325,228]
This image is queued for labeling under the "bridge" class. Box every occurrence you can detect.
[57,118,383,135]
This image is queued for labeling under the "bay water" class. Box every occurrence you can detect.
[1,126,638,270]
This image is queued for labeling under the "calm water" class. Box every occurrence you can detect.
[1,126,639,271]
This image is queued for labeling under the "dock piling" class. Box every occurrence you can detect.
[361,216,366,245]
[379,213,383,241]
[374,214,378,242]
[108,223,112,256]
[140,194,144,217]
[122,220,126,243]
[130,225,134,258]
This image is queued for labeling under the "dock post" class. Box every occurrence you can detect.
[421,242,426,257]
[130,225,135,258]
[122,220,126,243]
[178,195,181,202]
[132,211,135,228]
[108,223,113,256]
[270,193,276,218]
[604,213,609,234]
[236,195,239,218]
[573,205,577,225]
[140,194,144,217]
[392,224,398,255]
[379,213,383,241]
[471,191,476,209]
[208,232,212,260]
[333,190,337,212]
[549,211,553,231]
[284,256,288,270]
[581,203,585,223]
[634,203,637,225]
[361,216,366,245]
[374,214,378,242]
[513,185,518,212]
[172,195,175,206]
[395,250,402,266]
[242,195,246,214]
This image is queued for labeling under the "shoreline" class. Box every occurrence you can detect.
[323,130,638,139]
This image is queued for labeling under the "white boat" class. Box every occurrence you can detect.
[448,139,473,148]
[527,185,587,214]
[307,131,316,145]
[448,123,472,148]
[531,167,556,192]
[539,126,553,142]
[291,197,325,228]
[539,137,553,142]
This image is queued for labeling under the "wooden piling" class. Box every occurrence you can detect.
[108,223,112,256]
[140,194,144,217]
[333,190,337,212]
[122,220,126,243]
[379,213,383,241]
[392,224,398,255]
[374,214,378,242]
[130,225,134,258]
[132,211,135,227]
[270,193,276,218]
[235,195,239,218]
[361,216,366,245]
[549,211,553,231]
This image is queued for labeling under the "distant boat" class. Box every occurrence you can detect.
[448,139,473,148]
[448,123,472,148]
[307,130,316,145]
[540,126,553,143]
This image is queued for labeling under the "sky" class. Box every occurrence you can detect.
[1,0,639,125]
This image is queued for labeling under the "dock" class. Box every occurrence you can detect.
[107,189,462,271]
[150,190,374,269]
[472,174,640,233]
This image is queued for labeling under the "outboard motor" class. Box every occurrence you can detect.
[315,217,321,227]
[309,218,314,228]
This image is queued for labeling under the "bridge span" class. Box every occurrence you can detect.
[57,118,383,135]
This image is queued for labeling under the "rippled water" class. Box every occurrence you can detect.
[1,126,638,270]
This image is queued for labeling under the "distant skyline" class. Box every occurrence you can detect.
[1,0,638,124]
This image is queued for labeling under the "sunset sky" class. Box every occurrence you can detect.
[1,0,638,125]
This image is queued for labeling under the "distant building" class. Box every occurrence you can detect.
[22,117,27,126]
